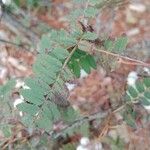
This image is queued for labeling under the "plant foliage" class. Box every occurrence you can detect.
[1,1,149,148]
[17,51,77,131]
[17,28,97,133]
[68,48,96,77]
[104,36,128,53]
[126,78,150,106]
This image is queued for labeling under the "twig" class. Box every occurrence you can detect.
[0,38,20,46]
[0,38,29,51]
[50,111,108,139]
[112,104,126,113]
[93,47,150,67]
[96,0,129,11]
[1,135,31,150]
[49,103,129,139]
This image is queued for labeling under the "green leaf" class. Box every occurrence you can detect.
[114,36,128,52]
[124,94,132,101]
[42,104,53,119]
[127,86,138,98]
[61,107,78,122]
[144,91,150,99]
[104,36,128,53]
[0,79,15,96]
[61,67,74,81]
[21,115,34,127]
[76,48,87,55]
[63,144,76,150]
[135,81,145,93]
[79,122,89,137]
[143,78,150,87]
[124,115,136,128]
[83,31,98,40]
[17,103,39,115]
[38,34,51,53]
[70,60,81,77]
[80,57,91,74]
[73,0,87,3]
[48,102,61,121]
[123,106,137,128]
[14,0,20,6]
[52,30,77,47]
[27,0,38,6]
[25,78,46,94]
[84,7,98,17]
[140,97,150,106]
[33,62,56,85]
[35,112,53,131]
[104,39,113,51]
[0,125,12,137]
[69,49,96,77]
[69,8,84,20]
[61,37,77,47]
[36,54,62,71]
[86,55,97,69]
[72,28,83,39]
[89,0,101,5]
[126,78,150,106]
[51,47,69,60]
[20,89,43,105]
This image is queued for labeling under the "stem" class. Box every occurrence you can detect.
[0,39,29,50]
[51,34,84,87]
[93,47,150,67]
[50,111,108,138]
[50,101,135,138]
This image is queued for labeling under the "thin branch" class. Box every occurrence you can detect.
[112,104,126,113]
[97,0,129,10]
[49,103,128,138]
[0,39,20,46]
[50,100,140,139]
[93,47,150,67]
[50,111,108,139]
[0,38,29,50]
